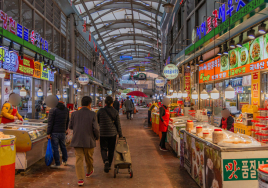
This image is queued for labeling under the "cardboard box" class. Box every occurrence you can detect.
[242,118,253,126]
[242,113,253,119]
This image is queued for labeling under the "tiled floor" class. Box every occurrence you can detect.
[15,108,199,188]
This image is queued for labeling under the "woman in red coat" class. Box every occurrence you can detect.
[159,97,172,151]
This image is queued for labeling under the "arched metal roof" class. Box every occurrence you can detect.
[74,0,163,76]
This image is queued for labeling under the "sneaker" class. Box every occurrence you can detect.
[62,161,67,166]
[78,180,84,186]
[104,161,110,173]
[109,163,112,170]
[50,164,60,169]
[160,148,168,151]
[86,169,94,178]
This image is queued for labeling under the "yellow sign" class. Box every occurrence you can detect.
[251,71,260,106]
[134,66,145,72]
[33,61,41,78]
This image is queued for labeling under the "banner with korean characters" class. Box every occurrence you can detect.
[33,61,41,78]
[40,62,48,80]
[199,33,268,84]
[251,71,260,106]
[17,56,34,76]
[191,137,205,188]
[184,132,192,175]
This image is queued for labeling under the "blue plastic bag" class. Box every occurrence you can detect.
[45,139,53,166]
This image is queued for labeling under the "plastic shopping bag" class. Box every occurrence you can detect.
[131,114,133,119]
[45,139,53,166]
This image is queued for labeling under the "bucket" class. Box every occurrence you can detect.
[0,135,16,188]
[258,164,268,188]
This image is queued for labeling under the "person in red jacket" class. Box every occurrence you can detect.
[159,97,172,151]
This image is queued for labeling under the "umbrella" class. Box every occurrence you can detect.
[126,91,148,97]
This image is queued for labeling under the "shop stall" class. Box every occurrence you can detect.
[0,121,48,170]
[181,128,268,188]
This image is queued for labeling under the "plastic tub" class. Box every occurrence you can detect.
[259,164,268,187]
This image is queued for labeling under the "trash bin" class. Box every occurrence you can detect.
[0,135,16,188]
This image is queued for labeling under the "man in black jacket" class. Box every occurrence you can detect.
[97,96,123,173]
[113,98,120,112]
[47,101,69,168]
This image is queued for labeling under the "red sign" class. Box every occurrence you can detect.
[17,56,34,76]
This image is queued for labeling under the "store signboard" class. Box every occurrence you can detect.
[40,62,49,80]
[223,158,268,181]
[17,56,34,76]
[251,71,260,106]
[0,48,19,72]
[199,33,268,83]
[163,64,178,80]
[0,10,49,52]
[84,66,93,77]
[155,76,166,87]
[48,70,54,82]
[184,67,191,102]
[78,74,90,85]
[33,61,41,78]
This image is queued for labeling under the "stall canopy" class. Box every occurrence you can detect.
[127,91,148,97]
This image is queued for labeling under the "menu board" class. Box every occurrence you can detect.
[199,34,268,83]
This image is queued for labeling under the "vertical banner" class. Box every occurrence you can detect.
[33,61,41,78]
[251,71,260,106]
[184,67,191,107]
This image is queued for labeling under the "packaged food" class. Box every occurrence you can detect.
[0,131,10,139]
[196,126,202,136]
[203,132,209,139]
[186,120,194,133]
[212,129,223,144]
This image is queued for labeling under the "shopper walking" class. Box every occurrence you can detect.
[69,96,100,186]
[113,97,120,112]
[124,97,133,120]
[47,101,69,168]
[97,96,123,173]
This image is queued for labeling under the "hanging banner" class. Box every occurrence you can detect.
[33,61,41,78]
[40,62,49,80]
[199,34,268,83]
[1,48,19,72]
[48,70,54,82]
[251,71,260,106]
[155,76,166,87]
[163,64,179,80]
[184,67,191,107]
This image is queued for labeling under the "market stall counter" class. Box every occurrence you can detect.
[181,129,268,188]
[0,121,48,170]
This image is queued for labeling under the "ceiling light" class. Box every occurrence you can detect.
[225,85,235,99]
[63,91,68,98]
[47,89,52,96]
[162,3,174,13]
[210,87,220,99]
[258,22,266,34]
[0,68,5,78]
[177,90,182,98]
[56,90,61,99]
[229,39,235,49]
[187,63,190,68]
[223,43,228,55]
[200,89,208,99]
[37,87,43,97]
[247,28,255,40]
[68,80,73,86]
[172,91,177,98]
[182,90,188,98]
[236,34,243,48]
[191,89,198,100]
[20,86,27,97]
[199,54,203,63]
[217,46,222,56]
[170,89,173,93]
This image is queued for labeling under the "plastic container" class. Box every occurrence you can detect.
[203,132,209,139]
[186,120,194,133]
[261,128,268,134]
[212,129,223,144]
[258,164,268,187]
[196,126,202,136]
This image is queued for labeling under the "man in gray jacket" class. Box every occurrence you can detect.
[69,96,100,186]
[123,97,134,120]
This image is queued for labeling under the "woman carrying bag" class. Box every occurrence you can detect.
[97,96,123,173]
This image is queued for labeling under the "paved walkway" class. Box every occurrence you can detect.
[15,108,198,188]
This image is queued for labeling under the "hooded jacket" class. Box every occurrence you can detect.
[47,102,69,135]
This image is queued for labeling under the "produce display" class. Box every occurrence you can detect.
[0,131,10,138]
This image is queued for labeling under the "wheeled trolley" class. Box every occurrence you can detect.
[114,137,133,178]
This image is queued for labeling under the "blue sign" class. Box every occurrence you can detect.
[120,56,133,60]
[17,23,22,38]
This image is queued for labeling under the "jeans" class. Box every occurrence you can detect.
[160,132,167,149]
[51,133,68,166]
[127,111,132,119]
[100,136,117,165]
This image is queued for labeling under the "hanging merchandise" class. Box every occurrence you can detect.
[182,90,188,98]
[37,87,43,97]
[68,79,73,85]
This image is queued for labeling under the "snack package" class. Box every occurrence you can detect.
[0,131,10,139]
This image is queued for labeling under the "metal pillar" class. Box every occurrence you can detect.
[70,14,76,104]
[32,78,35,119]
[102,88,105,107]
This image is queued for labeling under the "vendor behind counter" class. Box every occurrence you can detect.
[219,108,234,132]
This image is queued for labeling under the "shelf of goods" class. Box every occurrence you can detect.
[0,134,16,188]
[180,129,268,188]
[0,121,48,170]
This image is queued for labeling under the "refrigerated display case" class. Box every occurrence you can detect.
[0,121,48,170]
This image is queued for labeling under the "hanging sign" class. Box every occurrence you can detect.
[78,74,90,85]
[33,61,41,78]
[251,71,260,106]
[48,70,54,82]
[84,66,93,77]
[1,48,19,72]
[155,76,166,87]
[40,62,49,80]
[163,64,178,80]
[17,56,34,76]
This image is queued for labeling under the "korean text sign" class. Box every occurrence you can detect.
[199,33,268,83]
